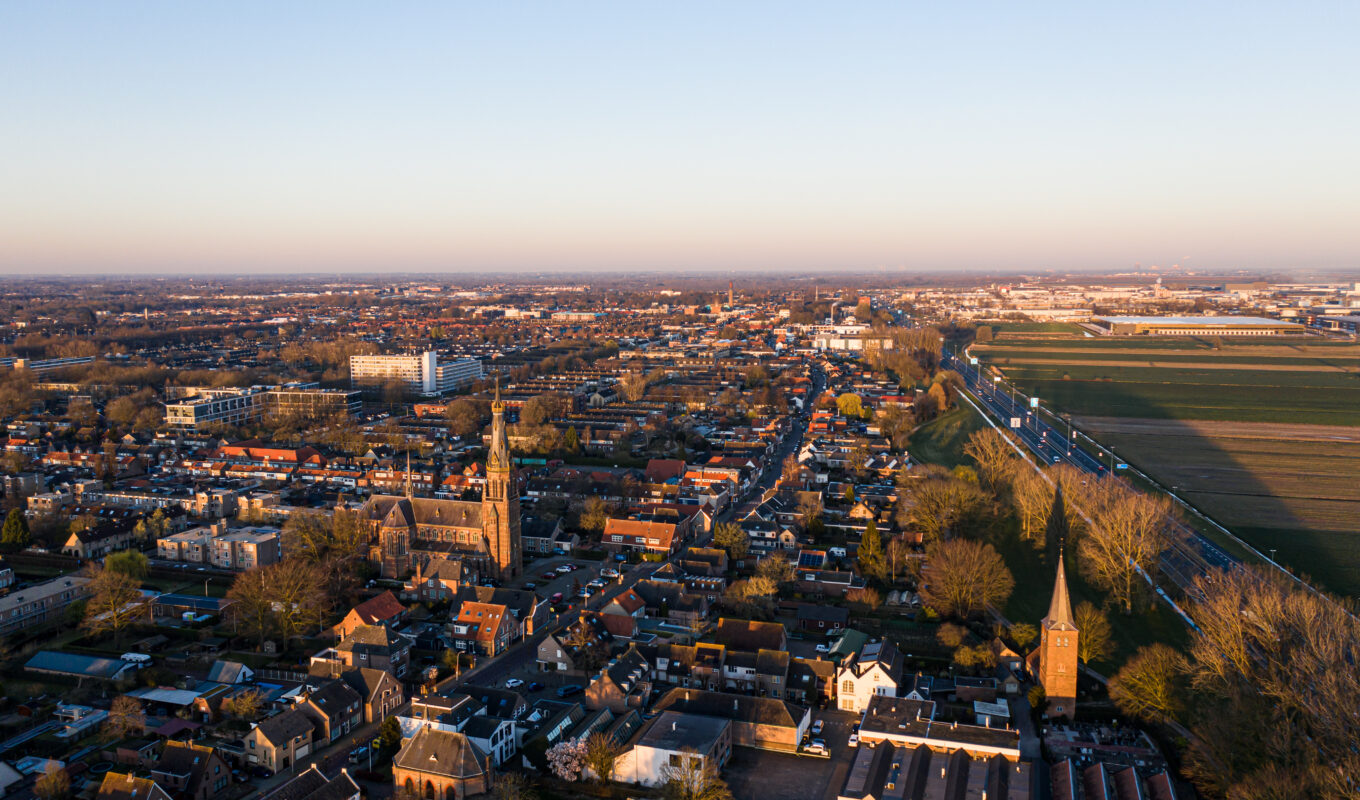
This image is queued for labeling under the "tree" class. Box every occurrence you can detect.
[712,522,748,561]
[886,534,912,581]
[492,773,536,800]
[660,751,733,800]
[620,372,649,402]
[1080,483,1170,613]
[1073,601,1112,664]
[578,497,610,535]
[962,428,1017,495]
[1008,622,1038,651]
[1108,643,1188,724]
[104,550,149,581]
[753,555,794,588]
[83,566,147,644]
[444,398,483,438]
[226,559,329,646]
[34,764,69,800]
[564,426,580,453]
[845,586,881,611]
[376,715,404,756]
[1010,469,1052,546]
[104,695,145,739]
[836,393,864,419]
[895,465,987,542]
[917,539,1014,620]
[795,492,823,531]
[926,382,949,414]
[857,519,885,581]
[583,731,619,784]
[546,738,587,781]
[780,454,801,486]
[1,508,30,551]
[221,689,265,720]
[937,622,969,649]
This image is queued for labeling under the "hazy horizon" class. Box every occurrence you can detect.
[3,2,1358,275]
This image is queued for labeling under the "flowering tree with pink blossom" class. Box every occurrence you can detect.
[545,737,587,781]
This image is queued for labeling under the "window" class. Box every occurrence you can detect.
[842,680,854,694]
[669,754,683,767]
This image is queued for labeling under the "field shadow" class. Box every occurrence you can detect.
[1074,416,1360,601]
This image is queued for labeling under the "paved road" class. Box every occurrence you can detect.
[943,349,1234,598]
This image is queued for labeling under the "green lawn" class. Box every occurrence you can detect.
[907,404,989,468]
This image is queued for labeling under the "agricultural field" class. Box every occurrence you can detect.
[973,332,1360,598]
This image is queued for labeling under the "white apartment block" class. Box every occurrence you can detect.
[349,352,482,396]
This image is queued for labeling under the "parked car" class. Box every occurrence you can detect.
[541,572,558,581]
[348,746,369,764]
[847,732,859,747]
[600,568,620,578]
[528,682,544,692]
[810,719,824,736]
[587,579,606,589]
[523,582,536,591]
[556,684,584,697]
[505,678,525,689]
[555,565,573,574]
[803,740,828,756]
[815,643,830,654]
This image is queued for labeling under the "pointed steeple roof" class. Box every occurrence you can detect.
[1043,550,1078,632]
[487,376,509,473]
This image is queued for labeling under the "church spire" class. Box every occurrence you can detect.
[488,376,509,473]
[404,450,413,499]
[1045,549,1077,631]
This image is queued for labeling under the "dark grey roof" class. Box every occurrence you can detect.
[255,709,314,746]
[392,727,488,780]
[263,765,359,800]
[653,688,805,729]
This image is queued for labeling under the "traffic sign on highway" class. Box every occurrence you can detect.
[1009,418,1021,428]
[1029,396,1039,408]
[969,357,978,365]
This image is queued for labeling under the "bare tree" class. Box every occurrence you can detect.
[917,539,1014,620]
[82,566,147,644]
[712,522,748,561]
[659,750,733,800]
[34,764,70,800]
[895,465,987,543]
[963,428,1018,495]
[583,731,619,784]
[221,689,266,720]
[1073,601,1112,664]
[1009,469,1052,546]
[1108,643,1188,724]
[1079,482,1170,613]
[104,695,145,739]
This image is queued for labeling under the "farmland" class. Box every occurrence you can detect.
[973,333,1360,598]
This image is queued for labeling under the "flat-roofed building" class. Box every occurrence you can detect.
[615,711,732,786]
[0,575,92,635]
[349,352,482,396]
[1090,315,1304,336]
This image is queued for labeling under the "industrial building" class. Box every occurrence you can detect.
[1090,316,1305,336]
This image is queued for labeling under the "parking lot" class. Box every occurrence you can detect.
[512,553,625,608]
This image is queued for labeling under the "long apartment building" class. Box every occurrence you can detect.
[157,521,282,570]
[0,575,92,636]
[349,351,482,396]
[165,383,360,430]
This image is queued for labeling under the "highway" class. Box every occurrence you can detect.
[941,349,1235,599]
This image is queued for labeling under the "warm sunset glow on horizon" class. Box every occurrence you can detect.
[2,1,1357,275]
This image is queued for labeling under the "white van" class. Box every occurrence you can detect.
[120,653,152,665]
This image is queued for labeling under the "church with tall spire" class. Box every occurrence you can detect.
[360,379,522,580]
[1027,550,1080,719]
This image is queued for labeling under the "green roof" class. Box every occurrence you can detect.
[829,629,869,662]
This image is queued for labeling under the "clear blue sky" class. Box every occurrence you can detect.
[1,1,1357,275]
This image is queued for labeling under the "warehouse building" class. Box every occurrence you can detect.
[1090,315,1304,336]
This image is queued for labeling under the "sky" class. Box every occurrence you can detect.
[1,2,1358,276]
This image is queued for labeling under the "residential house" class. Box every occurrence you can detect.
[332,591,408,640]
[537,613,613,674]
[598,588,645,638]
[63,524,136,559]
[244,709,314,773]
[313,624,411,679]
[614,712,732,787]
[651,688,809,753]
[150,741,230,800]
[584,646,653,714]
[714,618,787,652]
[295,680,364,746]
[339,668,404,724]
[448,601,516,657]
[601,518,682,558]
[262,765,360,800]
[451,585,548,638]
[392,727,491,800]
[794,604,849,635]
[836,640,903,713]
[631,580,708,628]
[401,558,474,604]
[96,773,173,800]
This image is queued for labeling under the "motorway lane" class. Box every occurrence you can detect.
[943,350,1235,596]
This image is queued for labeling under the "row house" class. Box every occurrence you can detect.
[449,601,516,656]
[601,518,682,558]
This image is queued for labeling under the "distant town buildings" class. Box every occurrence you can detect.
[349,352,482,396]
